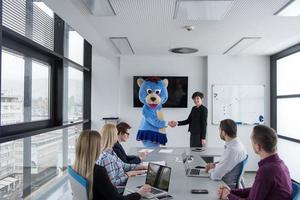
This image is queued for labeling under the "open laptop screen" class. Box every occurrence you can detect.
[146,163,171,192]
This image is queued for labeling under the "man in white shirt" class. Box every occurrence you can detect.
[206,119,247,188]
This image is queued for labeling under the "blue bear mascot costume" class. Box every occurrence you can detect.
[136,77,169,148]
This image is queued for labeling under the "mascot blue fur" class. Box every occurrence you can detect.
[136,77,169,148]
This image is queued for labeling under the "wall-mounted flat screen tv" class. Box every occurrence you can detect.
[133,76,188,108]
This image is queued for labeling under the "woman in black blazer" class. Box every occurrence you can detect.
[170,92,208,147]
[113,122,148,164]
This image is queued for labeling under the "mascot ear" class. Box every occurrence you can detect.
[163,79,169,87]
[137,78,144,87]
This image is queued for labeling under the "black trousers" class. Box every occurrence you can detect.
[190,133,214,163]
[190,133,202,147]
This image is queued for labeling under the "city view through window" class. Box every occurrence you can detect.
[0,1,88,199]
[0,49,83,199]
[0,125,81,199]
[1,50,84,125]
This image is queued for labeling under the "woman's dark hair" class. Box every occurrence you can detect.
[192,91,204,99]
[252,125,277,153]
[220,119,237,138]
[116,122,131,135]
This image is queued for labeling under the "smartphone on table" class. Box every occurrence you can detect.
[190,189,209,194]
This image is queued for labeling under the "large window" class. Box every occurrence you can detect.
[67,67,83,122]
[0,124,82,199]
[64,24,84,65]
[1,49,50,125]
[31,60,50,121]
[0,0,91,198]
[274,51,300,140]
[1,50,25,125]
[271,44,300,183]
[276,52,300,96]
[0,139,23,200]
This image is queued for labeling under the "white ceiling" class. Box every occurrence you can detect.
[43,0,300,57]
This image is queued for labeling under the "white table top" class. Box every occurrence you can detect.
[125,147,225,200]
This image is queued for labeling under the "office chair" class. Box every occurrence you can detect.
[67,166,89,200]
[292,180,300,200]
[236,154,249,189]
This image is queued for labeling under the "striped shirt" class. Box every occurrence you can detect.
[96,148,137,186]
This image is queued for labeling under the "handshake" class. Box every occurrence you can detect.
[168,120,178,128]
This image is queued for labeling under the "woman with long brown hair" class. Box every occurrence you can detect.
[73,130,150,200]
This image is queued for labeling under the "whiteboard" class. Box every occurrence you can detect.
[212,85,265,125]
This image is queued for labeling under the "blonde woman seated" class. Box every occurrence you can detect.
[96,124,147,187]
[73,130,150,200]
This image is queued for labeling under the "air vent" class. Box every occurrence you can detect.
[169,47,198,54]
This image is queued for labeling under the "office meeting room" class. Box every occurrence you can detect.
[1,0,300,200]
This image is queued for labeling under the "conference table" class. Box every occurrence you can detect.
[125,147,224,200]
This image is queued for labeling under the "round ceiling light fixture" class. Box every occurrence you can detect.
[169,47,198,54]
[184,25,195,31]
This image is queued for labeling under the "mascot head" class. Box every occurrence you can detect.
[137,77,168,110]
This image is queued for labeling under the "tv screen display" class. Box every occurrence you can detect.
[133,76,188,108]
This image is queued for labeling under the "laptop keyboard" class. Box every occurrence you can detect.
[151,187,163,194]
[190,168,201,175]
[137,185,163,195]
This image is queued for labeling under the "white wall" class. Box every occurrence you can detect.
[207,55,270,171]
[91,54,270,171]
[119,56,207,150]
[91,53,120,130]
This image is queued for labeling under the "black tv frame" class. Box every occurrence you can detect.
[133,76,188,108]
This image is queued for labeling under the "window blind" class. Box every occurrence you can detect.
[2,0,54,50]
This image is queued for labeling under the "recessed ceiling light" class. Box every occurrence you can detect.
[81,0,116,16]
[174,0,234,20]
[275,0,300,16]
[169,47,198,54]
[223,37,261,55]
[110,37,135,55]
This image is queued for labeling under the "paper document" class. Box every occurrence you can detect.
[138,149,154,153]
[158,149,173,154]
[142,161,166,167]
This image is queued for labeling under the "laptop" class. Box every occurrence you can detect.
[129,163,172,199]
[181,152,209,178]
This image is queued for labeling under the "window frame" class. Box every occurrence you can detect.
[0,1,92,198]
[270,42,300,144]
[0,7,91,144]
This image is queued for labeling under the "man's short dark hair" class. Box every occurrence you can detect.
[116,122,131,135]
[252,125,277,153]
[192,91,204,99]
[220,119,237,138]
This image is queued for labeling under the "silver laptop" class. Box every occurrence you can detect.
[181,152,209,178]
[130,163,172,199]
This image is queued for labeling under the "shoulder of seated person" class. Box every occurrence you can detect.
[95,165,105,170]
[257,164,277,177]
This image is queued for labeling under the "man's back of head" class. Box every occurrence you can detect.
[251,125,277,155]
[220,119,237,140]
